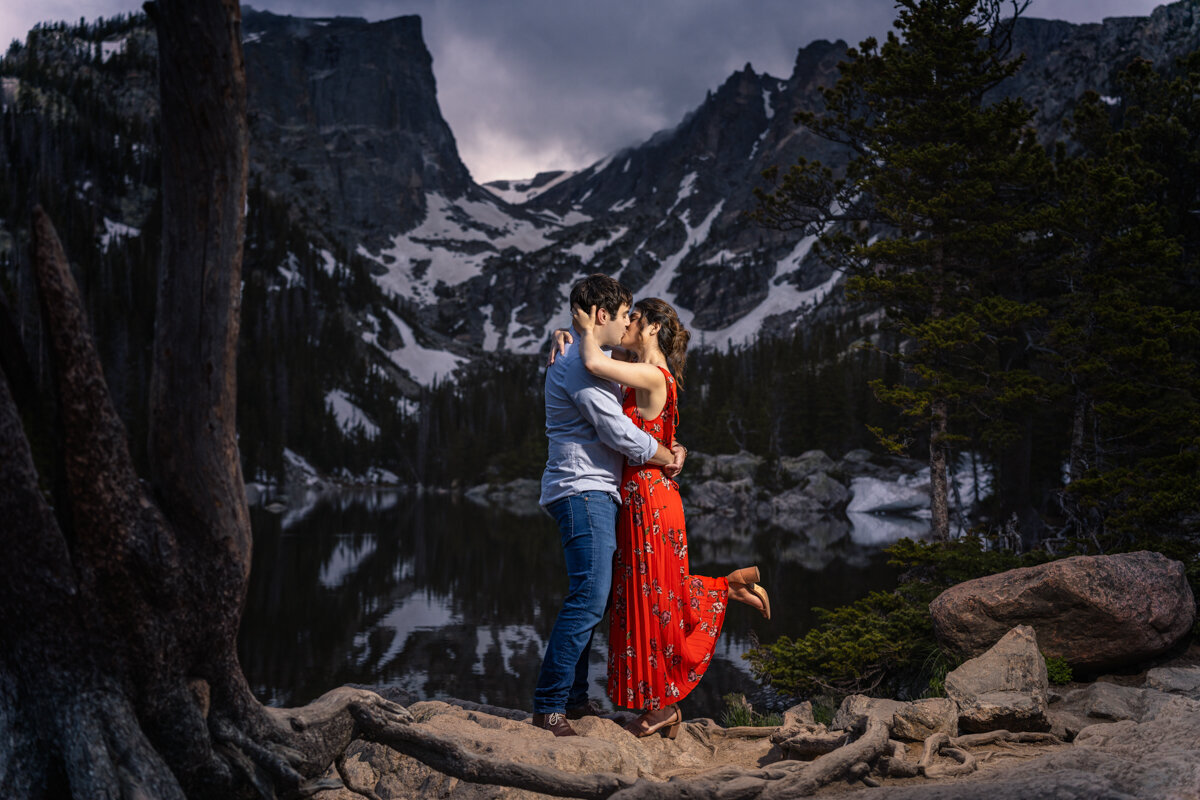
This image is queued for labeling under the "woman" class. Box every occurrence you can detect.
[570,297,769,739]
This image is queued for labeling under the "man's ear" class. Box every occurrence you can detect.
[595,307,610,325]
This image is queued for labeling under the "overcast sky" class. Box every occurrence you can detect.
[2,1,1169,182]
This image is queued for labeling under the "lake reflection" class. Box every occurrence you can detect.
[240,491,904,720]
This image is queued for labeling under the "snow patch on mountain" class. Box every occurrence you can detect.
[762,88,775,120]
[361,307,465,385]
[358,193,555,303]
[484,170,577,204]
[378,307,466,385]
[100,38,126,63]
[504,303,548,355]
[539,208,593,227]
[638,201,726,328]
[566,227,628,263]
[318,248,338,276]
[701,235,839,348]
[669,172,699,213]
[325,389,380,438]
[479,303,502,351]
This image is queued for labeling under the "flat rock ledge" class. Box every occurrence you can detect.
[309,658,1200,799]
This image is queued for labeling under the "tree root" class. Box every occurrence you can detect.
[893,728,1063,782]
[770,719,850,758]
[952,730,1062,748]
[335,748,384,800]
[879,739,921,778]
[350,699,636,800]
[714,726,780,740]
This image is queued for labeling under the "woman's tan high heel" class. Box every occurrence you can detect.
[727,566,771,621]
[625,706,682,739]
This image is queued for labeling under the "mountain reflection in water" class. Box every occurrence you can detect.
[240,491,911,720]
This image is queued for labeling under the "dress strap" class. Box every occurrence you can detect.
[656,366,677,445]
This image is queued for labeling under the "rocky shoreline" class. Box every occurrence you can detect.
[247,446,967,539]
[296,551,1199,799]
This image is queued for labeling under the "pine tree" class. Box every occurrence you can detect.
[1042,68,1200,545]
[756,0,1052,540]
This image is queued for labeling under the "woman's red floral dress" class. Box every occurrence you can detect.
[607,367,729,711]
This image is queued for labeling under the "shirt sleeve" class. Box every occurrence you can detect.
[571,381,658,466]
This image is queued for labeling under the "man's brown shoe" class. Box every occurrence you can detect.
[532,712,578,737]
[565,699,605,720]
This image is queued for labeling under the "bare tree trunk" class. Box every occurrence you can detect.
[146,0,263,740]
[930,399,951,541]
[0,3,390,797]
[928,241,951,542]
[1069,389,1087,482]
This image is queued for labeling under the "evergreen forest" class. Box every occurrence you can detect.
[1,6,1197,560]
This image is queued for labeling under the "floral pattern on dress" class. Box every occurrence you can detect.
[607,368,729,712]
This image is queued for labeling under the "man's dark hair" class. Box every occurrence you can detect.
[569,273,632,318]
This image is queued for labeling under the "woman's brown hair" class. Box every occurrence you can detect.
[635,297,690,389]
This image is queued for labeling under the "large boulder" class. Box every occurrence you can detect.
[692,451,764,481]
[802,471,851,510]
[930,551,1195,672]
[684,477,757,514]
[779,450,835,482]
[944,625,1049,733]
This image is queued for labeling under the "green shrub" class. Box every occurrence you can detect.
[719,693,782,728]
[744,586,937,698]
[1044,654,1073,685]
[811,694,837,726]
[745,536,1050,700]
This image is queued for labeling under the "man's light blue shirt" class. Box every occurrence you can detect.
[539,340,658,506]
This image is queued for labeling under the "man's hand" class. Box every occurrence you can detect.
[663,441,688,478]
[547,328,574,366]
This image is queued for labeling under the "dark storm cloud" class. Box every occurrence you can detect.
[248,0,1167,181]
[2,0,1168,180]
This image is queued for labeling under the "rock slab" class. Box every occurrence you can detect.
[930,551,1195,671]
[890,698,957,741]
[944,625,1049,733]
[832,695,906,731]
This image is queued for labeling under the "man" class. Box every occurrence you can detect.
[533,274,685,736]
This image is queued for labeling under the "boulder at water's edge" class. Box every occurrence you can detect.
[930,551,1195,671]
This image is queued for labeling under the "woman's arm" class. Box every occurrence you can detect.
[573,305,665,392]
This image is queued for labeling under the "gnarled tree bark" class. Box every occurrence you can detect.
[0,2,507,797]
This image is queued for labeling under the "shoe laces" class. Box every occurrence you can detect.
[547,712,565,725]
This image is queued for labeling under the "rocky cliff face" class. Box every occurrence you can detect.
[998,3,1200,145]
[241,10,479,250]
[6,3,1199,445]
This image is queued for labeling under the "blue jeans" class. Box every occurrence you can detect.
[533,491,618,714]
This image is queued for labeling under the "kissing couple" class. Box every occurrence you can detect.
[532,273,770,739]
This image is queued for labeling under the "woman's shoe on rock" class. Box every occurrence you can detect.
[727,566,771,621]
[624,706,682,739]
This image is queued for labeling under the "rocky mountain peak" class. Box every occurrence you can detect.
[242,8,473,248]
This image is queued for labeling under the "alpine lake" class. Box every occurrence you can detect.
[239,488,927,721]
